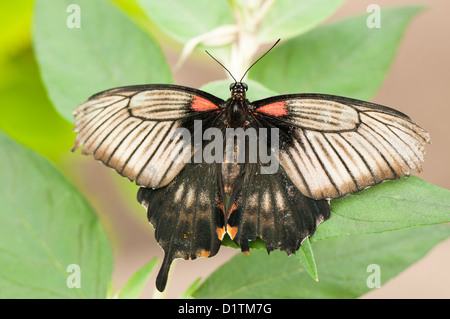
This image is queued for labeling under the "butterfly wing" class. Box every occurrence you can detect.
[73,84,227,292]
[226,160,330,255]
[137,161,224,292]
[72,84,223,188]
[252,93,430,200]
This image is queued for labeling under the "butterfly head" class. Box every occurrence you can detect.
[230,82,248,101]
[206,38,280,104]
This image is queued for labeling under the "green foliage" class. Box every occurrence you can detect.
[295,238,318,282]
[192,225,450,298]
[0,131,112,298]
[0,1,33,64]
[314,176,450,241]
[0,1,73,162]
[117,258,159,299]
[33,0,173,122]
[250,6,423,100]
[0,50,74,162]
[138,0,233,44]
[256,0,346,43]
[0,0,447,299]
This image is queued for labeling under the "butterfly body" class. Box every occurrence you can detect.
[223,82,251,128]
[73,80,429,292]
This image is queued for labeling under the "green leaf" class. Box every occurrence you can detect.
[258,0,346,43]
[0,130,113,298]
[0,0,33,64]
[221,234,267,251]
[193,224,450,298]
[118,258,158,299]
[0,49,73,162]
[312,176,450,242]
[179,277,202,299]
[250,6,423,100]
[0,1,73,162]
[111,0,156,32]
[221,235,319,282]
[33,0,173,123]
[295,237,318,281]
[138,0,233,44]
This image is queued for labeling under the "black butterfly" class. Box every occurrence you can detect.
[72,48,429,292]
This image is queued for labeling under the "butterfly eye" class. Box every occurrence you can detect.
[242,82,248,91]
[229,83,236,91]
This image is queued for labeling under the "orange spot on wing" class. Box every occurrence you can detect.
[227,203,238,219]
[216,227,226,240]
[191,96,219,112]
[225,201,240,239]
[196,249,210,258]
[227,226,238,240]
[256,101,288,116]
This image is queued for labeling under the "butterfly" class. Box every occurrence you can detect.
[72,43,430,292]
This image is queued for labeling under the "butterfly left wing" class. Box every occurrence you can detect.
[72,84,223,188]
[252,93,430,200]
[137,161,224,292]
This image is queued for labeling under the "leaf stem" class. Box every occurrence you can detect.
[228,0,276,78]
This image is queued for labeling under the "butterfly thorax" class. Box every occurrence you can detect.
[224,82,250,128]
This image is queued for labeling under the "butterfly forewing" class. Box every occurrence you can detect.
[252,93,430,200]
[72,84,224,189]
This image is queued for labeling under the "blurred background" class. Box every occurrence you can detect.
[0,0,449,298]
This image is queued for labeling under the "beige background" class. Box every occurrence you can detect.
[74,0,450,298]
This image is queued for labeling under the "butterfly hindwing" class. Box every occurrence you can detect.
[72,84,223,189]
[252,93,430,200]
[137,161,224,292]
[226,161,330,255]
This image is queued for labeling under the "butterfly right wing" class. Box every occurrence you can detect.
[226,160,331,255]
[252,93,430,200]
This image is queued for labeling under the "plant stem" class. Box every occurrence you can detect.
[228,0,276,79]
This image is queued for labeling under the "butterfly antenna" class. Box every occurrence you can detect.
[239,38,281,82]
[205,50,237,83]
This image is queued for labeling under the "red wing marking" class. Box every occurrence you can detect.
[190,96,219,112]
[256,101,288,116]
